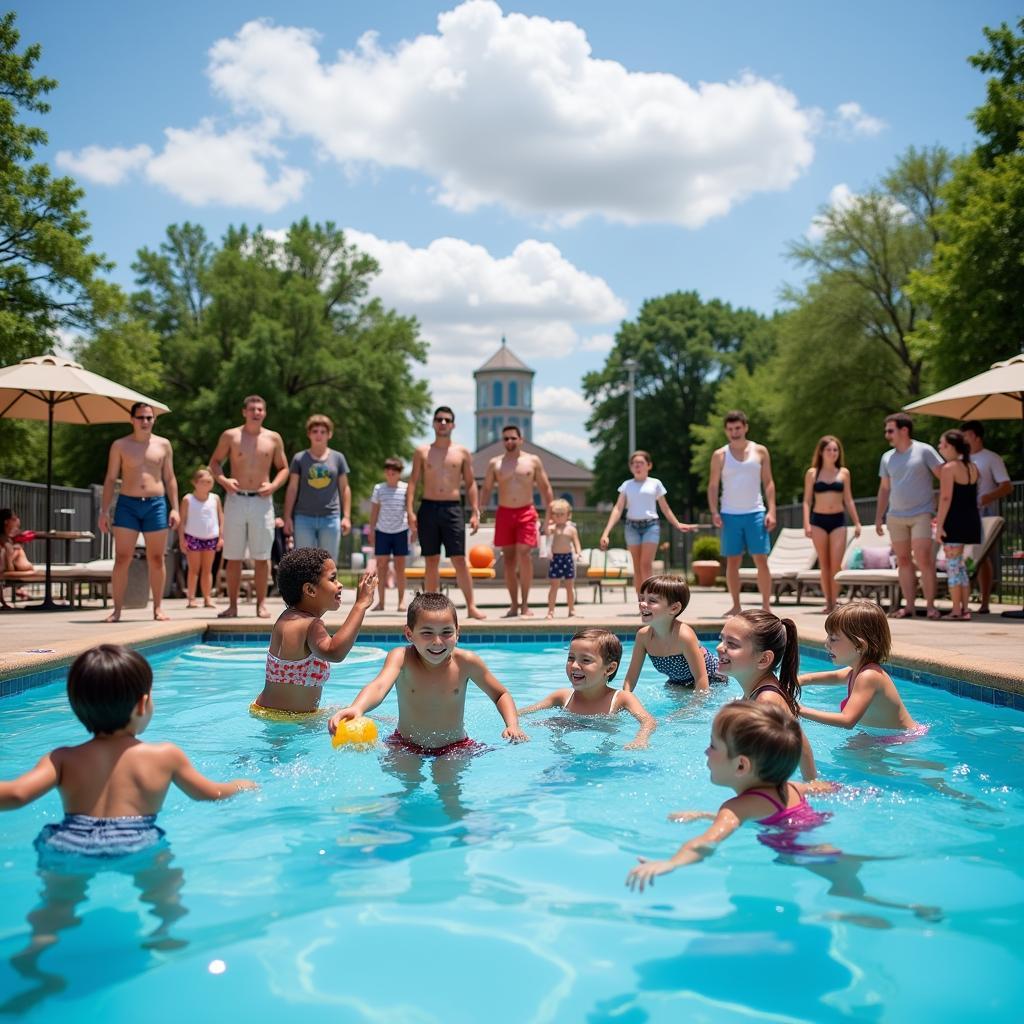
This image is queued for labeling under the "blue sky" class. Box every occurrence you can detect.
[19,0,1018,463]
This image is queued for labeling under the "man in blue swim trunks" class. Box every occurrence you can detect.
[99,402,180,622]
[707,410,776,616]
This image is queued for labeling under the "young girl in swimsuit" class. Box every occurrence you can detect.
[250,548,377,720]
[801,435,862,614]
[626,703,826,890]
[799,601,922,737]
[620,575,721,693]
[519,629,656,749]
[717,610,817,779]
[178,468,223,609]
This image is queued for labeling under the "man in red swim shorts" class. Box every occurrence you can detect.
[481,426,554,617]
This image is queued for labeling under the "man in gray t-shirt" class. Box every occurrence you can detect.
[283,414,351,561]
[874,413,943,618]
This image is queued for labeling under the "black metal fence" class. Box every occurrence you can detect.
[0,478,107,562]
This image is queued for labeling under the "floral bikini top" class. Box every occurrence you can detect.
[265,650,331,688]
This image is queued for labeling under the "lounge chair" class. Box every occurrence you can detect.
[579,547,632,602]
[803,517,1004,611]
[737,528,818,604]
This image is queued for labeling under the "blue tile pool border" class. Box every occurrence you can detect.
[2,627,1022,711]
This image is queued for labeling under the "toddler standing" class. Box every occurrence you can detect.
[178,468,223,608]
[546,499,581,618]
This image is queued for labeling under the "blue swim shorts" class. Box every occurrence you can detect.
[720,511,770,557]
[374,529,409,557]
[35,814,166,860]
[113,494,168,533]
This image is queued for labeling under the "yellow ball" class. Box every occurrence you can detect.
[331,716,378,748]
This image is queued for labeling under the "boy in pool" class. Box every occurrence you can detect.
[621,574,722,692]
[0,645,256,857]
[519,628,656,749]
[251,548,377,720]
[328,592,528,752]
[799,601,923,740]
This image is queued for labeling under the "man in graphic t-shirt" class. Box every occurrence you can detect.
[283,413,351,563]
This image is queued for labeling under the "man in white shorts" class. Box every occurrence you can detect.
[209,395,289,618]
[874,413,943,619]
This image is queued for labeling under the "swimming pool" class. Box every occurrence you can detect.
[0,638,1022,1022]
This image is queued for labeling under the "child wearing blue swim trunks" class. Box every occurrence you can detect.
[545,499,581,619]
[621,574,722,692]
[0,645,256,858]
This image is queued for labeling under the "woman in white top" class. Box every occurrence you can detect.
[599,451,696,595]
[178,467,224,609]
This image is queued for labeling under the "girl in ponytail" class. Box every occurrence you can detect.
[716,610,817,780]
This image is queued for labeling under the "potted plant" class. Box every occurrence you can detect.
[691,535,722,587]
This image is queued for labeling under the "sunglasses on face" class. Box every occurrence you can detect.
[134,415,155,421]
[434,417,454,424]
[502,436,518,443]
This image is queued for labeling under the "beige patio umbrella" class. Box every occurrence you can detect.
[904,353,1024,421]
[0,354,170,610]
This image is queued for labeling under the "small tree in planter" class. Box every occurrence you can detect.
[691,535,722,587]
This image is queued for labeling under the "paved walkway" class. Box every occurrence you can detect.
[1,582,1021,692]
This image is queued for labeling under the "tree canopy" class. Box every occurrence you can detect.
[59,220,431,498]
[0,11,116,359]
[582,291,776,513]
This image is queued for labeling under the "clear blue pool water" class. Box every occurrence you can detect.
[0,639,1022,1022]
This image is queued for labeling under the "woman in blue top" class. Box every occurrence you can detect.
[599,451,695,597]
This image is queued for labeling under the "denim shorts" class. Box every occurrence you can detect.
[113,494,168,533]
[721,511,770,557]
[624,518,660,547]
[293,513,341,561]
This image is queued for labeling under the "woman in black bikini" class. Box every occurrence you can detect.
[802,436,862,614]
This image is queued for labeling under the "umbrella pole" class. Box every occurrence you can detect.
[27,399,64,611]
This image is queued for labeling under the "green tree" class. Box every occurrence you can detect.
[909,20,1024,404]
[583,291,776,515]
[0,11,117,358]
[66,220,432,501]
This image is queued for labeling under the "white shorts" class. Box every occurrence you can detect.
[222,494,274,561]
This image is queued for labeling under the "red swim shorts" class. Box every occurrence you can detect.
[494,504,539,548]
[385,731,485,757]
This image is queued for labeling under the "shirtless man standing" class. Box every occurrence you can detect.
[99,402,180,622]
[406,406,486,620]
[481,425,553,617]
[209,395,289,618]
[707,409,776,615]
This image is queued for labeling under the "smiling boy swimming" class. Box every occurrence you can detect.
[328,592,528,753]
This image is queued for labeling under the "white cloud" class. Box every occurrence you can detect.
[56,143,153,185]
[145,120,307,211]
[580,333,615,353]
[833,101,886,138]
[535,429,595,463]
[534,386,591,416]
[199,2,816,226]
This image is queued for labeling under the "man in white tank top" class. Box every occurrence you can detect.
[707,410,776,615]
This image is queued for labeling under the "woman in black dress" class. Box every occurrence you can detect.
[935,430,981,620]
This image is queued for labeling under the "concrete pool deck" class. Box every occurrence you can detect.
[1,583,1021,695]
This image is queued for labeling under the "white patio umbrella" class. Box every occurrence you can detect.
[0,354,170,610]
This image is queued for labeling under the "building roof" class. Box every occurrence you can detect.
[472,439,593,482]
[474,338,534,374]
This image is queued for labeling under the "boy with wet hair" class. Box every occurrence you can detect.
[0,644,256,857]
[328,592,527,753]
